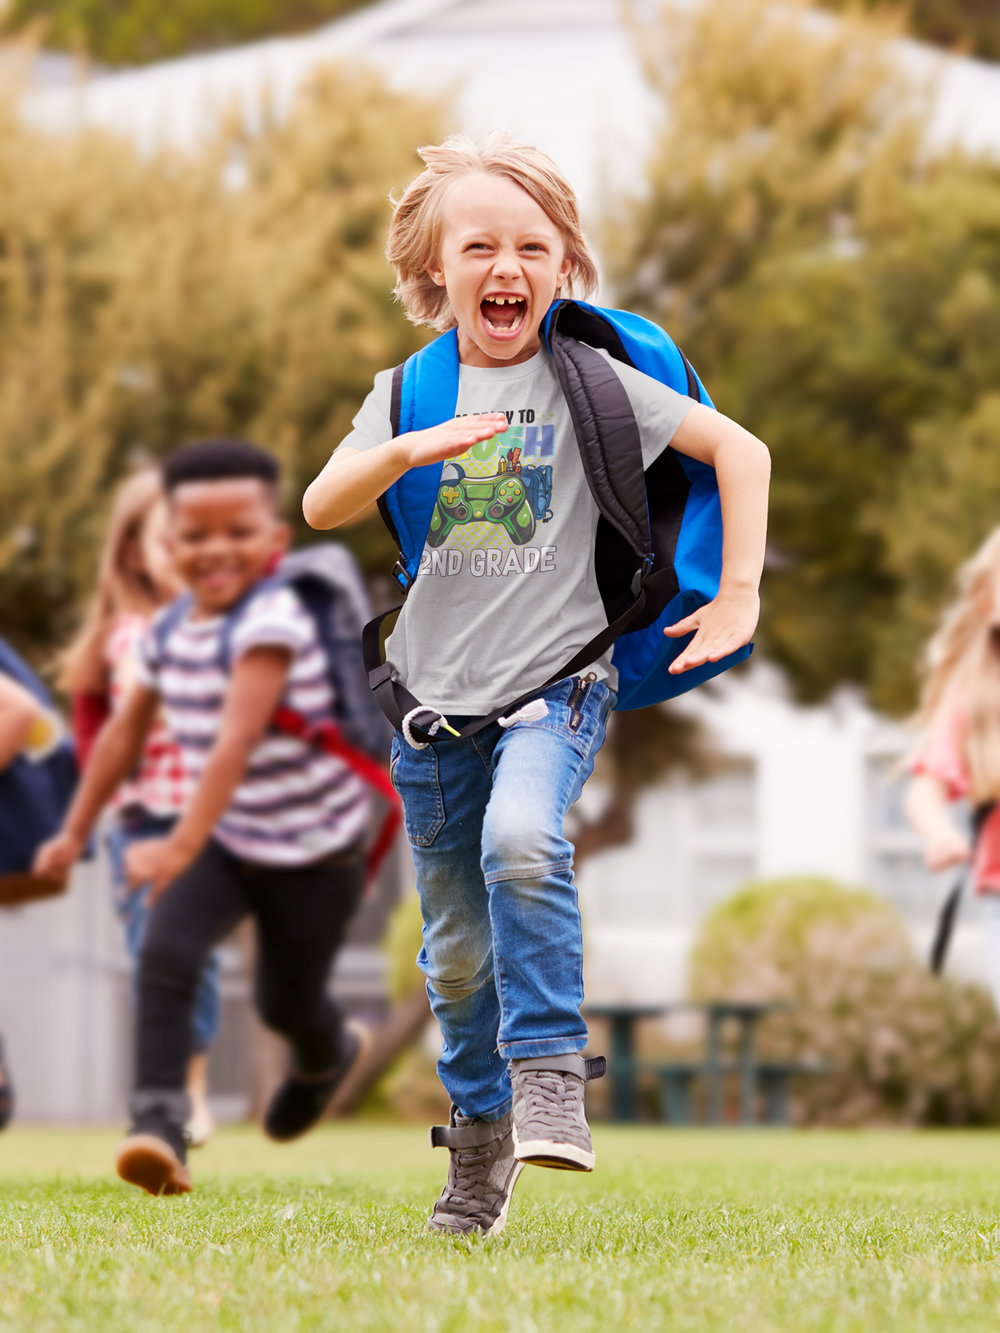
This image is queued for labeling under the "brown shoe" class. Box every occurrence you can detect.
[115,1127,191,1196]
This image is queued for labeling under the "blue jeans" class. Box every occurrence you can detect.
[106,810,221,1055]
[390,676,614,1121]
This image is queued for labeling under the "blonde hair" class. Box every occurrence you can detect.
[386,130,599,332]
[915,527,1000,803]
[58,470,167,694]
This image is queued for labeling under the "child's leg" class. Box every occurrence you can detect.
[481,678,613,1172]
[390,733,510,1120]
[118,840,249,1195]
[185,953,222,1146]
[133,840,248,1126]
[481,678,613,1060]
[108,809,225,1066]
[247,847,365,1077]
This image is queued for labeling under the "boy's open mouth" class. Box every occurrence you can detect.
[480,294,526,336]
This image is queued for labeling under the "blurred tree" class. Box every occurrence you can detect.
[0,58,437,656]
[5,0,374,66]
[827,0,1000,62]
[612,0,1000,715]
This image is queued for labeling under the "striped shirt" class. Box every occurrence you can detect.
[139,586,370,867]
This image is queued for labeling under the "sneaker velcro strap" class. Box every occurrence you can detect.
[429,1118,499,1151]
[513,1053,606,1082]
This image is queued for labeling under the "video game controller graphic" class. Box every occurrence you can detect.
[427,463,536,548]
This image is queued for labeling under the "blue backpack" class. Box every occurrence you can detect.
[363,300,752,738]
[0,638,77,875]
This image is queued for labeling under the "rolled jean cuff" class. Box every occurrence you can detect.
[466,1096,513,1123]
[499,1035,589,1061]
[482,857,572,887]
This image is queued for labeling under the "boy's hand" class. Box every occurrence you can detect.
[398,414,508,470]
[125,837,193,904]
[664,585,759,674]
[33,830,86,883]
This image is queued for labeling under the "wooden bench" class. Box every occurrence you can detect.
[644,1060,824,1125]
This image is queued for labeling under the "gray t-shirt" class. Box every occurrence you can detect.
[340,344,695,714]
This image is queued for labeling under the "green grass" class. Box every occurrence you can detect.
[2,1126,1000,1331]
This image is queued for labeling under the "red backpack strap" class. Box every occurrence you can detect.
[271,706,401,885]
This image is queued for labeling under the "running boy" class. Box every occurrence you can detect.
[304,131,770,1235]
[37,440,371,1195]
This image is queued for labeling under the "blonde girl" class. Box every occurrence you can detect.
[906,528,1000,1008]
[60,471,219,1146]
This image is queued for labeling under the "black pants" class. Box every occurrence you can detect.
[135,838,365,1109]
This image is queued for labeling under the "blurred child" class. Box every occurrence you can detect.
[37,440,371,1196]
[906,528,1000,1012]
[303,131,769,1236]
[58,471,220,1147]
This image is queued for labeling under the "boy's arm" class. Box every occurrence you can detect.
[0,675,41,771]
[661,404,771,674]
[125,646,292,899]
[33,683,160,881]
[302,414,509,530]
[904,774,972,871]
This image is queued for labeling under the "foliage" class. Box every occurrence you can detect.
[0,56,437,658]
[612,0,1000,713]
[572,701,721,862]
[828,0,1000,62]
[8,1126,1000,1330]
[689,876,1000,1125]
[382,887,424,1003]
[5,0,374,66]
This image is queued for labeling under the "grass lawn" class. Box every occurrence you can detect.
[1,1125,1000,1331]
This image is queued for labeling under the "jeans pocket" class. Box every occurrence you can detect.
[390,735,445,847]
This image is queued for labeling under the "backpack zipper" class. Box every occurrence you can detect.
[567,672,598,732]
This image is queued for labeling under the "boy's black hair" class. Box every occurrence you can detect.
[162,439,280,494]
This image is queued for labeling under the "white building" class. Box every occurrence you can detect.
[3,0,997,1119]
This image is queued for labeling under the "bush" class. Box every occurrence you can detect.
[689,877,1000,1125]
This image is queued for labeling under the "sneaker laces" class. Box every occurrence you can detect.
[517,1069,583,1124]
[435,1142,505,1220]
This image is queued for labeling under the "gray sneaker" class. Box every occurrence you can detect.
[511,1054,606,1172]
[428,1107,523,1236]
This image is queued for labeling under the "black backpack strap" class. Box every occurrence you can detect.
[149,593,195,665]
[363,584,645,743]
[548,329,652,567]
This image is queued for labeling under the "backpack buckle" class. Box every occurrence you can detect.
[391,559,413,594]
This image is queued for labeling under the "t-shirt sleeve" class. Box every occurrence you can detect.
[910,691,970,801]
[230,587,314,661]
[335,368,396,454]
[595,348,698,468]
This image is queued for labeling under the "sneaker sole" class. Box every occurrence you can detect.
[115,1135,192,1196]
[513,1128,595,1172]
[487,1159,524,1235]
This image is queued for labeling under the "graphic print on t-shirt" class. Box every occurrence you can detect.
[419,407,557,579]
